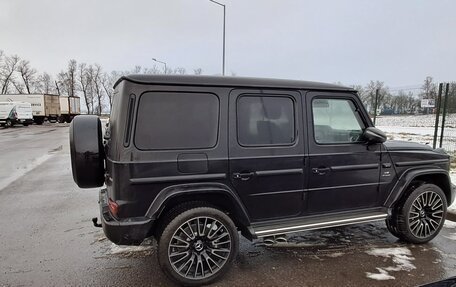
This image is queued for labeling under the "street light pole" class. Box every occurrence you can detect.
[152,58,167,74]
[209,0,225,76]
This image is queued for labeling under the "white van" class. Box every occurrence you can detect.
[0,101,34,127]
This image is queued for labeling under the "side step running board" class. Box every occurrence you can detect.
[252,212,388,238]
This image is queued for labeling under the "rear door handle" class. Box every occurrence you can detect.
[233,172,255,181]
[312,167,331,175]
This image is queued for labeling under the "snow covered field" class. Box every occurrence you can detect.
[376,114,456,128]
[376,113,456,157]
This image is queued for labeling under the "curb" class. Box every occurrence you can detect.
[446,210,456,222]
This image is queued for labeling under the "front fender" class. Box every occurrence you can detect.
[145,182,251,227]
[384,167,453,207]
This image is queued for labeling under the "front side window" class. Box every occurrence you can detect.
[135,92,219,150]
[237,95,295,146]
[312,98,364,144]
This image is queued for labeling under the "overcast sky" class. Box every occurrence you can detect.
[1,0,455,87]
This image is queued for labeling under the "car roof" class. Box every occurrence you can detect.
[114,74,355,92]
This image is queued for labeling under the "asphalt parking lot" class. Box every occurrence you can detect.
[1,124,456,286]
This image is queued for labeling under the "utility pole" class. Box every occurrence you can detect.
[152,58,167,74]
[209,0,226,75]
[373,88,379,125]
[439,83,450,148]
[432,83,443,149]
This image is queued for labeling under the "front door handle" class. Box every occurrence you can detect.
[312,167,331,175]
[233,172,255,181]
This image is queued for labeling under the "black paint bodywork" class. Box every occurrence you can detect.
[98,75,454,245]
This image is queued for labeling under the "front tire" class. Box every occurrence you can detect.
[158,205,238,286]
[388,183,447,244]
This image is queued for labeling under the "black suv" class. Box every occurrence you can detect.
[70,75,455,286]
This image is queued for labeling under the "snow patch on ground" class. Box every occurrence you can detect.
[326,252,345,258]
[366,268,396,281]
[444,220,456,228]
[443,233,456,240]
[365,247,415,281]
[0,153,54,191]
[110,243,153,255]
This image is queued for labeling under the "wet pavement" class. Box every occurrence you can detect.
[0,124,455,286]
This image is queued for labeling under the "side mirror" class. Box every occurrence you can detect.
[363,127,387,144]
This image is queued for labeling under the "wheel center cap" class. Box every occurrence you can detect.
[420,210,426,217]
[194,240,204,252]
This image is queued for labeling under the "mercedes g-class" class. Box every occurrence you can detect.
[70,75,455,286]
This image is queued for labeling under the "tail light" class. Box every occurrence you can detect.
[108,198,119,217]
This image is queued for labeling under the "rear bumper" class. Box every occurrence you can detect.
[17,118,33,124]
[99,188,154,245]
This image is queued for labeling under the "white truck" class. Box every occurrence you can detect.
[0,101,34,127]
[0,94,60,124]
[58,96,81,123]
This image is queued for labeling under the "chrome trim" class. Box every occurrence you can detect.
[330,163,379,172]
[254,213,388,237]
[255,168,303,177]
[395,159,449,167]
[130,173,226,184]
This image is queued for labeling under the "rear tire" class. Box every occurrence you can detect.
[5,119,13,128]
[157,205,238,286]
[34,117,44,125]
[388,183,446,244]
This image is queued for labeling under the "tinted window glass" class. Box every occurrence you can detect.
[135,92,219,150]
[312,98,364,144]
[237,96,295,146]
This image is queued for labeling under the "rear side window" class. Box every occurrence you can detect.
[135,92,219,150]
[237,95,295,146]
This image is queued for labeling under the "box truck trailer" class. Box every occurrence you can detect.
[0,94,60,124]
[58,96,81,123]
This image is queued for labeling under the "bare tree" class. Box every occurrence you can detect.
[173,67,186,75]
[362,80,388,114]
[77,63,94,114]
[92,64,104,115]
[0,54,21,94]
[67,59,77,97]
[131,65,142,74]
[18,60,37,94]
[143,65,162,74]
[101,71,116,110]
[193,68,203,75]
[421,76,437,99]
[36,72,54,94]
[12,80,26,93]
[58,59,78,97]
